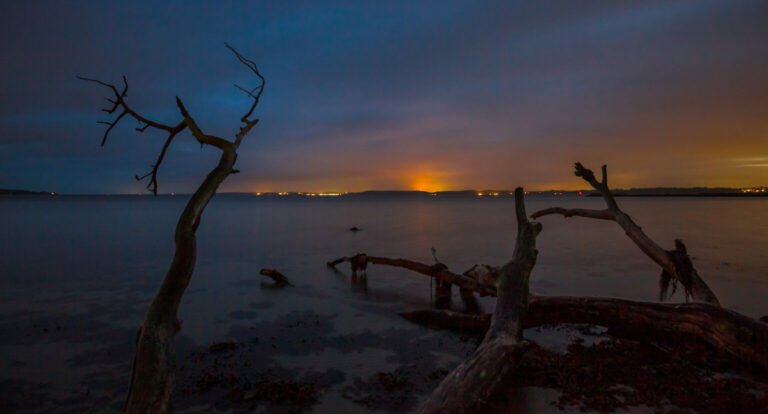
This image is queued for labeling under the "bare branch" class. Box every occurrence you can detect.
[531,163,720,305]
[225,42,265,123]
[531,207,615,220]
[135,129,182,195]
[175,97,232,149]
[99,110,126,146]
[328,253,496,296]
[80,43,266,196]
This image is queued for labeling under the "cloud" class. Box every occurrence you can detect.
[1,1,767,192]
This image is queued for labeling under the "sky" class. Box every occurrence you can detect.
[1,1,767,194]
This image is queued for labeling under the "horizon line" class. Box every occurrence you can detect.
[4,186,767,197]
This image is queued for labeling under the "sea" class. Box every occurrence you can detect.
[1,194,766,412]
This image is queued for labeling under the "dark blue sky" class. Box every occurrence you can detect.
[1,1,767,193]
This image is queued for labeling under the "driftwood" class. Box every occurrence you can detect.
[417,188,541,413]
[327,254,496,296]
[259,268,293,288]
[330,248,768,375]
[531,162,720,305]
[401,297,768,375]
[328,194,768,392]
[80,44,265,414]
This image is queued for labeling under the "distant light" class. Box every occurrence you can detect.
[578,191,583,196]
[171,192,175,196]
[50,192,55,195]
[477,192,483,196]
[255,192,261,196]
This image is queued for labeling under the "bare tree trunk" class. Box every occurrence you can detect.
[419,188,542,413]
[125,149,238,413]
[80,44,265,413]
[531,163,720,305]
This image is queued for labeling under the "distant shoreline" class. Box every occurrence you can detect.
[3,190,767,198]
[599,193,768,198]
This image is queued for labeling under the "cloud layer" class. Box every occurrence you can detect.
[1,1,767,193]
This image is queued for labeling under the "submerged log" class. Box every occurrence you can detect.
[401,296,768,375]
[328,246,767,378]
[329,222,767,379]
[531,163,720,305]
[259,268,293,288]
[419,188,542,413]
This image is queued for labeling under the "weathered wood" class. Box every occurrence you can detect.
[328,254,496,296]
[259,268,293,287]
[531,163,720,305]
[329,233,766,381]
[459,287,481,314]
[401,296,768,375]
[435,279,452,308]
[126,147,237,413]
[81,44,265,414]
[418,188,542,414]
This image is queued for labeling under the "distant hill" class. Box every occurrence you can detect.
[597,187,766,197]
[0,188,52,195]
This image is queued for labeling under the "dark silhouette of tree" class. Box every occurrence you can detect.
[329,184,766,412]
[79,43,264,413]
[531,162,719,305]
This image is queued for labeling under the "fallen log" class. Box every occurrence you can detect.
[327,254,496,296]
[418,187,542,413]
[531,162,720,305]
[328,247,768,376]
[259,268,293,288]
[401,296,768,375]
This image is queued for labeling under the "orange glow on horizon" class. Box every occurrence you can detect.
[409,175,447,193]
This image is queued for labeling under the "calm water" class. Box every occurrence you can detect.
[1,194,767,412]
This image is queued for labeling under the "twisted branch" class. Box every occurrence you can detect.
[531,163,720,305]
[78,75,186,194]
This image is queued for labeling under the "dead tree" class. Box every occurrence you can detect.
[531,162,720,305]
[79,43,265,413]
[419,188,541,413]
[329,251,768,376]
[327,254,496,297]
[328,213,768,378]
[401,297,768,375]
